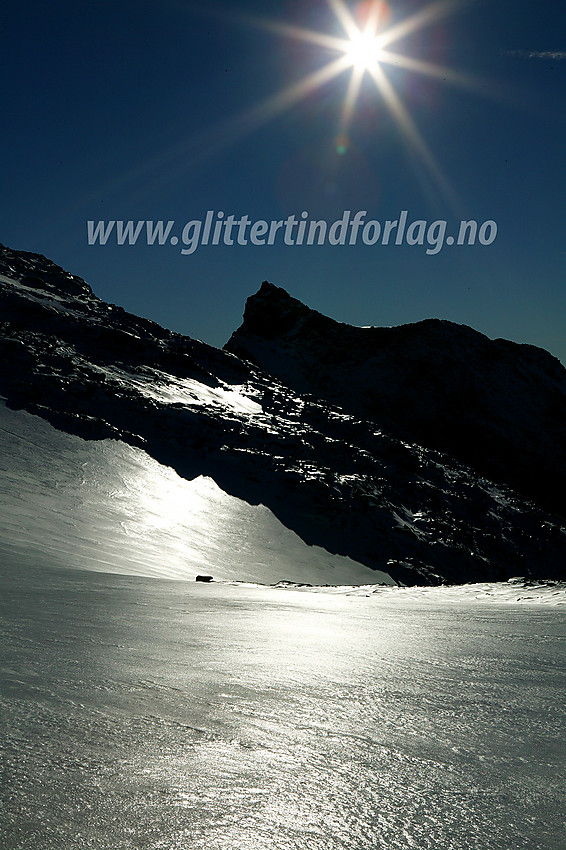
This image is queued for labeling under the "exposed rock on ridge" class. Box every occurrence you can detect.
[226,282,566,518]
[2,245,566,585]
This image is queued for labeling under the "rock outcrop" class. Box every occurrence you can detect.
[226,281,566,518]
[2,246,566,585]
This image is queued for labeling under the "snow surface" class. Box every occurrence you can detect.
[3,252,566,586]
[266,579,566,605]
[1,567,565,850]
[103,366,265,415]
[0,398,393,586]
[3,397,566,604]
[1,382,566,849]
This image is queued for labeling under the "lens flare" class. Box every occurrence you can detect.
[243,0,480,210]
[83,1,483,213]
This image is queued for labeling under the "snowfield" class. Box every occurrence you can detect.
[1,247,566,849]
[1,564,565,850]
[1,383,565,850]
[3,398,565,603]
[0,399,393,586]
[3,247,566,588]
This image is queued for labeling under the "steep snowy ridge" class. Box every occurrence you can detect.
[1,244,566,585]
[226,281,566,518]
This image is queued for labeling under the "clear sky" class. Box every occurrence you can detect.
[2,0,565,361]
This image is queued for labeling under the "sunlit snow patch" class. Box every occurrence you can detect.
[0,399,392,585]
[104,365,264,415]
[273,580,566,605]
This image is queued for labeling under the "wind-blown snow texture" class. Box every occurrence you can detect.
[1,244,566,585]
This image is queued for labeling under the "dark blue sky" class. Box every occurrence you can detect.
[2,0,565,360]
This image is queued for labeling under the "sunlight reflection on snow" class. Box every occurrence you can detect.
[0,400,391,585]
[104,366,264,415]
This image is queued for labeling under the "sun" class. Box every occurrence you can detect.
[88,1,487,219]
[344,29,384,71]
[241,0,480,209]
[127,1,481,212]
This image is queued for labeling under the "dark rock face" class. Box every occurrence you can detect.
[2,245,566,586]
[0,245,94,299]
[226,281,566,518]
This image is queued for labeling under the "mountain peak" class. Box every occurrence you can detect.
[2,247,566,585]
[226,282,566,517]
[240,281,315,339]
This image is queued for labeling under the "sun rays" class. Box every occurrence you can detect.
[247,0,477,210]
[71,0,479,214]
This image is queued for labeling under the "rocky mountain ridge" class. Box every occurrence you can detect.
[1,244,566,585]
[226,281,566,518]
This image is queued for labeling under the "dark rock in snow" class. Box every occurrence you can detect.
[196,575,214,582]
[1,244,566,585]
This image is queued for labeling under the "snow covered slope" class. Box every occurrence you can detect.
[1,244,566,585]
[0,399,391,584]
